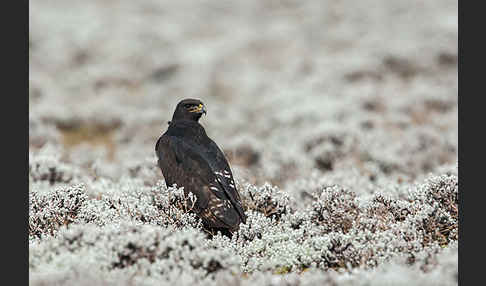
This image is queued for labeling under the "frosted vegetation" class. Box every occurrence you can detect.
[29,0,457,285]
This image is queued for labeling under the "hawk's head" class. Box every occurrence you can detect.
[171,98,207,122]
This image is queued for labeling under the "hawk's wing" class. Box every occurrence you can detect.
[156,134,246,228]
[205,139,246,223]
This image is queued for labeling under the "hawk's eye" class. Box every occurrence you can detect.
[184,104,193,108]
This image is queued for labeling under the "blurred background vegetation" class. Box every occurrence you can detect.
[29,0,457,186]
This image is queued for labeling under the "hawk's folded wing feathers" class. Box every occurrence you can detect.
[156,134,246,228]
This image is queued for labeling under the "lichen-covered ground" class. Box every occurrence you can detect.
[29,0,458,285]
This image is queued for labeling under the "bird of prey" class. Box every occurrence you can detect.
[155,99,246,235]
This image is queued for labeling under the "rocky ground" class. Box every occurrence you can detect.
[29,0,457,285]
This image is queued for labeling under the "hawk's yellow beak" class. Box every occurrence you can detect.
[189,103,206,114]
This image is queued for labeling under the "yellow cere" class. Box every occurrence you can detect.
[189,104,203,112]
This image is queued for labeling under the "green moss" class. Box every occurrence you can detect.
[273,266,292,275]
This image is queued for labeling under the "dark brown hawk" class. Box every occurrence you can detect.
[155,99,246,235]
